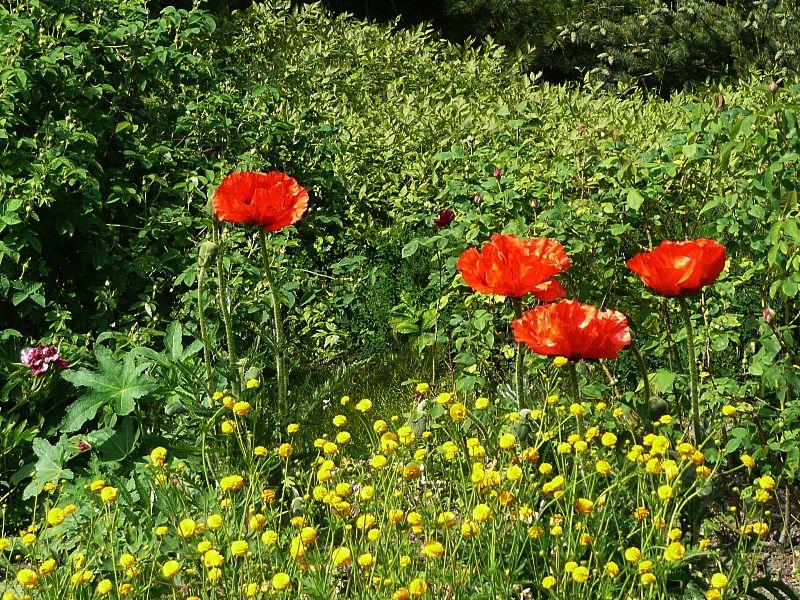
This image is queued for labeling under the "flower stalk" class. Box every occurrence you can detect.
[259,230,287,418]
[511,298,525,408]
[213,221,239,395]
[677,296,703,447]
[197,241,217,389]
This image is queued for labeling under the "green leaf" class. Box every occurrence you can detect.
[23,437,74,500]
[165,321,183,361]
[401,240,420,258]
[98,419,139,461]
[61,348,154,431]
[625,189,644,211]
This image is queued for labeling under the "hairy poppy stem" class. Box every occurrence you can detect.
[197,264,213,389]
[629,338,652,424]
[214,222,239,395]
[568,361,583,436]
[677,297,703,447]
[511,298,525,408]
[259,230,287,419]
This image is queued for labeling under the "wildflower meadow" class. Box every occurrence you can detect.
[2,1,800,599]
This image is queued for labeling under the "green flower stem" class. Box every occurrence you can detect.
[630,338,652,423]
[214,222,239,395]
[259,230,287,419]
[567,361,583,436]
[511,298,525,408]
[677,296,703,447]
[197,263,213,389]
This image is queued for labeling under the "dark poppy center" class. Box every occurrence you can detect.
[243,196,252,205]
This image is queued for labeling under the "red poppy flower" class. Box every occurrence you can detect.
[512,299,631,360]
[456,234,571,300]
[212,171,308,232]
[627,239,726,297]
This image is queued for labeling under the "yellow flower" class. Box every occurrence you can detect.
[89,479,106,493]
[475,397,490,410]
[435,392,452,405]
[178,518,197,538]
[449,403,467,421]
[145,446,167,468]
[595,460,612,476]
[506,465,523,482]
[17,568,37,588]
[220,475,244,492]
[300,526,318,545]
[472,503,492,522]
[641,573,656,586]
[499,433,516,450]
[569,403,585,417]
[758,475,776,490]
[119,583,133,596]
[245,378,260,388]
[22,532,36,545]
[711,573,729,589]
[332,546,352,567]
[155,525,169,536]
[46,507,65,526]
[272,572,291,591]
[232,401,251,416]
[542,575,556,589]
[253,445,267,457]
[605,561,620,577]
[664,542,685,562]
[415,383,430,393]
[39,558,57,574]
[336,431,352,445]
[408,578,427,597]
[575,498,594,515]
[261,530,279,545]
[420,540,444,559]
[721,404,737,417]
[624,547,641,563]
[355,399,372,412]
[220,420,236,434]
[572,566,590,583]
[287,423,300,433]
[96,579,113,596]
[741,454,755,468]
[333,414,348,427]
[553,356,569,367]
[657,484,674,501]
[601,432,617,447]
[162,561,180,579]
[340,395,350,405]
[230,540,249,557]
[278,443,293,458]
[207,567,222,581]
[100,486,118,503]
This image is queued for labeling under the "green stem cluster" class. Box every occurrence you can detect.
[511,298,525,408]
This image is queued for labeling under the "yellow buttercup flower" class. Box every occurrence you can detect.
[46,507,65,526]
[272,572,291,591]
[711,573,729,589]
[96,579,113,596]
[161,560,180,579]
[542,575,556,589]
[230,540,249,557]
[100,486,118,503]
[332,546,352,567]
[17,568,38,588]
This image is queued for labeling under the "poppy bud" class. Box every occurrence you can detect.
[198,241,218,267]
[647,396,669,420]
[769,82,779,94]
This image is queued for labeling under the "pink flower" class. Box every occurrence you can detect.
[20,344,68,376]
[433,209,456,228]
[493,168,503,177]
[532,198,540,208]
[763,307,775,323]
[77,440,92,452]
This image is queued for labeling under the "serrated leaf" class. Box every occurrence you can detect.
[61,348,154,430]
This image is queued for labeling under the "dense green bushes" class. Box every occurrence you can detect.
[3,0,800,532]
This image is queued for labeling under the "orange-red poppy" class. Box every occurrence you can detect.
[212,171,308,232]
[627,239,726,297]
[512,299,631,360]
[456,234,570,300]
